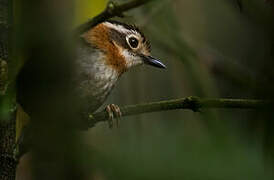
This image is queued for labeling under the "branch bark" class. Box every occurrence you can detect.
[16,96,273,160]
[76,0,152,34]
[88,96,273,126]
[0,104,17,180]
[0,0,17,179]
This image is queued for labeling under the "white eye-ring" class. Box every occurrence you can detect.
[126,35,139,49]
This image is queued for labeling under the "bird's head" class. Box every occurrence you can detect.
[81,20,166,75]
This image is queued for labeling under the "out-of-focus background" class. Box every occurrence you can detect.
[15,0,274,179]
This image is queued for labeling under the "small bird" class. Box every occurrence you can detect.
[17,20,166,128]
[75,20,166,127]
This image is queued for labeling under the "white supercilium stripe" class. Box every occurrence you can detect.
[103,22,138,35]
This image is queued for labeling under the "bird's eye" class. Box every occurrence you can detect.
[128,37,139,49]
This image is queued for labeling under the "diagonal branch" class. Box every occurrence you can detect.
[76,0,153,34]
[88,96,274,127]
[17,96,273,159]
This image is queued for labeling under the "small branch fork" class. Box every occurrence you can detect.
[16,96,274,159]
[76,0,152,34]
[88,96,274,127]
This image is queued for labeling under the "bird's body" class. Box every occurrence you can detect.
[17,20,166,127]
[74,21,165,118]
[75,39,119,113]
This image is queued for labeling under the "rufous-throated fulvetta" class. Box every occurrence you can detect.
[18,20,166,128]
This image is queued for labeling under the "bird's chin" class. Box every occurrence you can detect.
[126,59,143,69]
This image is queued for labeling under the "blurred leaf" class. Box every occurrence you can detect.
[74,0,107,26]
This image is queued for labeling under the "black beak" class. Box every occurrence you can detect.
[141,55,166,69]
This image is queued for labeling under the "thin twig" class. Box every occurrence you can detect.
[76,0,152,35]
[88,96,273,126]
[17,96,273,159]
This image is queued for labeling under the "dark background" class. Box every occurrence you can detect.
[12,0,274,179]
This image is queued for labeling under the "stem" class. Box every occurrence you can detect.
[17,96,273,159]
[76,0,152,34]
[88,96,273,126]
